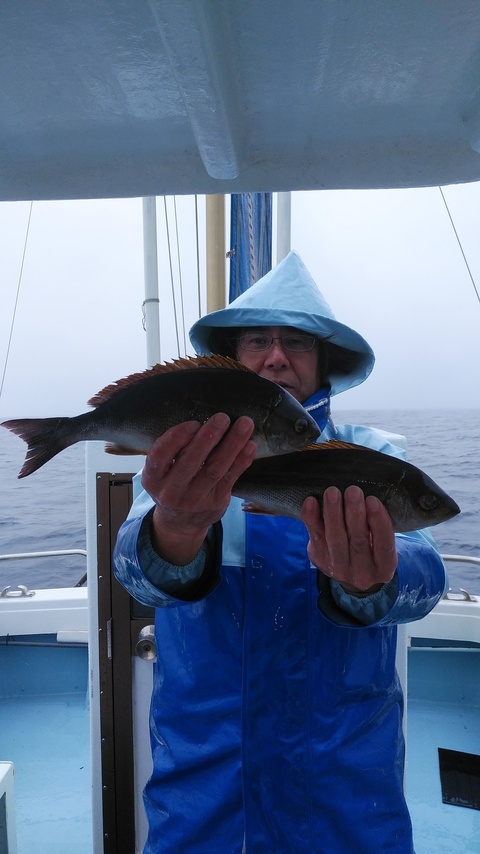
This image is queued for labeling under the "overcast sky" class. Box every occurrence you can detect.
[1,184,480,421]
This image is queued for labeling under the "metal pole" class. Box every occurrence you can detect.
[206,195,226,312]
[276,192,291,263]
[142,197,161,366]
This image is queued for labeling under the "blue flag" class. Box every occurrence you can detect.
[229,193,272,301]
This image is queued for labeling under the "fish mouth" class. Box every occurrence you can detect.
[445,498,461,521]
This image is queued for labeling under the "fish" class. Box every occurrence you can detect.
[231,439,461,532]
[1,355,321,478]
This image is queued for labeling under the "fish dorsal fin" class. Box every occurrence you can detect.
[302,440,371,452]
[87,355,254,407]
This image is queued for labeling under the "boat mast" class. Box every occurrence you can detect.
[204,191,291,315]
[142,190,291,362]
[206,194,226,312]
[276,192,291,263]
[142,197,162,366]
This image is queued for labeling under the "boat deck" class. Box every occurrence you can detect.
[407,647,480,853]
[0,639,91,854]
[0,636,479,853]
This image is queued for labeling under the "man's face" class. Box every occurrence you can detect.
[235,326,320,403]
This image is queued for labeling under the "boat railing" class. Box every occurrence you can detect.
[0,549,87,561]
[0,550,478,595]
[441,554,480,565]
[441,554,480,601]
[0,549,88,593]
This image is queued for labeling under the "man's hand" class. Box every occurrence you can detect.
[142,413,257,565]
[301,485,398,596]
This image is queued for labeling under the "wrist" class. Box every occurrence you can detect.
[150,509,208,566]
[339,581,385,598]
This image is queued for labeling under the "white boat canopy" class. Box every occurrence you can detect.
[4,0,480,201]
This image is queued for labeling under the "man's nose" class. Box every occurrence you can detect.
[265,340,291,364]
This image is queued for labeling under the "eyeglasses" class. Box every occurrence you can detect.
[235,332,317,353]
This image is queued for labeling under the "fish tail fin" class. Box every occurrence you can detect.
[1,417,74,477]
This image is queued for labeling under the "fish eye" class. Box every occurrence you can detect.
[419,494,439,511]
[294,417,309,434]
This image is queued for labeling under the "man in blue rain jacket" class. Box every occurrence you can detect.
[113,251,447,853]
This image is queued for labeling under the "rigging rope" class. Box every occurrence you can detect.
[173,197,187,355]
[439,186,480,306]
[160,195,203,357]
[0,201,33,401]
[163,196,181,356]
[147,196,202,360]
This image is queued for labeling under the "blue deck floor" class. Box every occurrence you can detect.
[0,639,478,853]
[407,648,480,854]
[0,641,92,854]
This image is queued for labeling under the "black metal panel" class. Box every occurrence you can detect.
[438,748,480,810]
[96,472,154,854]
[0,792,8,854]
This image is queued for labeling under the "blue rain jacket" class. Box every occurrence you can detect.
[114,410,446,854]
[113,253,447,852]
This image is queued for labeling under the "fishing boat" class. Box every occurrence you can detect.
[0,4,479,853]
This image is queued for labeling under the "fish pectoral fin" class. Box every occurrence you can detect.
[105,443,148,456]
[241,501,278,516]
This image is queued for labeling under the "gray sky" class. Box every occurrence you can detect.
[1,185,480,419]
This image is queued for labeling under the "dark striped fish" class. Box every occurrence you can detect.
[232,439,460,532]
[1,355,320,478]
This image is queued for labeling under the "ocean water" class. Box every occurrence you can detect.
[0,409,479,593]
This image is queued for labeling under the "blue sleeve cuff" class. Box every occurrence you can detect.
[330,575,399,625]
[317,532,447,628]
[138,511,208,594]
[113,506,222,607]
